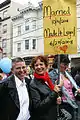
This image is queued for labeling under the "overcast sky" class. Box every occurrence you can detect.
[0,0,41,6]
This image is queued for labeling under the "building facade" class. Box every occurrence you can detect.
[12,2,44,64]
[0,0,24,58]
[0,0,80,67]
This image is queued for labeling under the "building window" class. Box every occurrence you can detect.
[18,26,21,35]
[3,10,7,18]
[3,53,7,57]
[32,20,36,29]
[25,19,29,31]
[2,39,7,48]
[25,40,29,50]
[3,24,7,33]
[32,39,36,49]
[25,19,29,22]
[17,43,21,52]
[25,25,29,31]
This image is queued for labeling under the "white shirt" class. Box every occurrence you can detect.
[15,75,30,120]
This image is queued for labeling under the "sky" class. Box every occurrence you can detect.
[0,0,41,6]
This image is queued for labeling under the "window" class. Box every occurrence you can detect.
[32,39,36,49]
[25,19,29,22]
[3,10,7,18]
[3,53,7,57]
[32,20,36,29]
[25,40,29,50]
[18,26,21,35]
[2,39,7,48]
[17,43,21,52]
[25,25,29,31]
[25,19,29,31]
[3,24,7,33]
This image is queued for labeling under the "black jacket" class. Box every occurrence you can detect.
[30,78,58,120]
[0,74,31,120]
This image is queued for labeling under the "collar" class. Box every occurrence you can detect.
[14,75,26,87]
[55,69,58,73]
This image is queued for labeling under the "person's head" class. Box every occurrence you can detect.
[26,66,30,75]
[0,68,3,80]
[0,68,3,73]
[12,57,27,80]
[53,54,70,72]
[0,68,7,80]
[31,55,48,75]
[0,73,3,80]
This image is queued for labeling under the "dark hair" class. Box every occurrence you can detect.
[12,57,25,63]
[53,54,70,68]
[0,68,3,73]
[31,55,48,69]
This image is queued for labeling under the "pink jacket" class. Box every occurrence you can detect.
[61,74,75,101]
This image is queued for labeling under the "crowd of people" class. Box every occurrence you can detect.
[0,54,80,120]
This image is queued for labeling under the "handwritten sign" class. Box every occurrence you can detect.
[43,0,77,55]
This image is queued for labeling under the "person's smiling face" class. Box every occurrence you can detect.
[12,61,26,80]
[34,59,47,75]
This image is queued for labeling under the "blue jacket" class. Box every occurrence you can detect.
[49,69,59,84]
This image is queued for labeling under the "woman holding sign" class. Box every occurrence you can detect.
[49,54,80,120]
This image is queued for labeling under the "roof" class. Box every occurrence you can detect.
[0,0,11,9]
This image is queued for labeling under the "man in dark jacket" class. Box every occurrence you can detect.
[0,57,31,120]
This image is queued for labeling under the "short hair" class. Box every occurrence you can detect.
[0,68,3,73]
[31,55,48,69]
[12,57,25,64]
[53,54,70,68]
